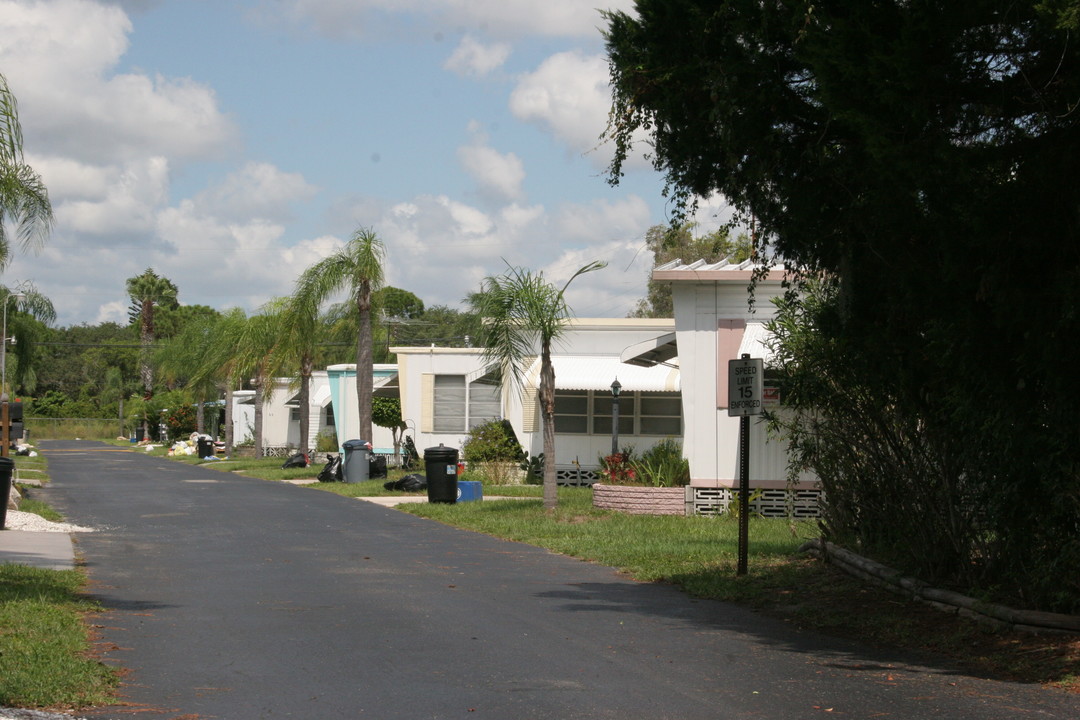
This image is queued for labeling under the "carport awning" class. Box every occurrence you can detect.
[525,355,680,392]
[620,332,678,368]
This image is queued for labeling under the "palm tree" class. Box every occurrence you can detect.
[232,303,284,458]
[473,261,606,510]
[0,72,52,269]
[189,308,249,456]
[273,291,334,454]
[126,269,178,438]
[3,283,55,394]
[294,226,385,444]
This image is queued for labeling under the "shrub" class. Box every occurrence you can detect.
[598,449,637,484]
[631,438,690,487]
[462,419,524,465]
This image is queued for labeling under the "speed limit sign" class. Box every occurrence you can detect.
[727,356,763,416]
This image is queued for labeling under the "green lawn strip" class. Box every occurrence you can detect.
[0,565,118,709]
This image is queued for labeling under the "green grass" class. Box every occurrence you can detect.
[403,488,816,605]
[0,565,118,709]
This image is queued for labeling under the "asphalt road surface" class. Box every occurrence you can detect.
[37,440,1078,719]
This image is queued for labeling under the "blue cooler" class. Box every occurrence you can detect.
[457,480,483,503]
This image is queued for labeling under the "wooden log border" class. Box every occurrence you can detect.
[799,538,1080,635]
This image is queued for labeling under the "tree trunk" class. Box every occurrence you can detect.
[540,347,557,510]
[196,398,205,434]
[223,381,235,456]
[356,287,373,443]
[298,355,313,453]
[253,379,265,459]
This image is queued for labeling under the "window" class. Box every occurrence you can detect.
[433,375,466,432]
[554,391,589,433]
[553,390,682,436]
[325,404,335,427]
[468,376,501,429]
[432,374,502,432]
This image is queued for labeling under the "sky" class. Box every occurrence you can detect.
[0,0,731,328]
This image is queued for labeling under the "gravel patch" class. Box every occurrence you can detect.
[0,710,88,720]
[2,510,95,533]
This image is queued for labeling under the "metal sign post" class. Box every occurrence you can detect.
[727,354,763,576]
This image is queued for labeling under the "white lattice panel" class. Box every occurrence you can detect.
[690,487,821,518]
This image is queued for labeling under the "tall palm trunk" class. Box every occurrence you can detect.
[253,379,265,459]
[356,283,373,442]
[539,341,558,510]
[223,381,235,456]
[139,299,154,440]
[298,355,314,452]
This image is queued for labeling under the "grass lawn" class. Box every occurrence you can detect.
[0,566,118,709]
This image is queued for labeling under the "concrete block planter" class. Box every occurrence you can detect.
[592,483,688,516]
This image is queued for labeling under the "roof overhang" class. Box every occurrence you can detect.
[526,355,680,392]
[619,332,678,368]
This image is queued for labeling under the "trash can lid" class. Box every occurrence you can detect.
[424,443,458,461]
[342,439,367,449]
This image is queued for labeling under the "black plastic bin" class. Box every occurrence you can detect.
[342,439,370,484]
[424,444,459,504]
[196,437,215,459]
[0,456,13,530]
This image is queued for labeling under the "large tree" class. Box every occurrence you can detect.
[630,223,752,318]
[0,72,51,269]
[473,261,605,510]
[605,1,1080,611]
[294,227,385,443]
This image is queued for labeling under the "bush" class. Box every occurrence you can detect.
[462,419,524,465]
[632,438,690,487]
[598,449,637,484]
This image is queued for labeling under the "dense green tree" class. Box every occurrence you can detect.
[606,1,1080,611]
[630,224,752,318]
[0,72,51,269]
[472,261,605,510]
[34,323,138,402]
[294,227,385,444]
[373,286,424,320]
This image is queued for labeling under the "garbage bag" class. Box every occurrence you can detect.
[280,453,311,470]
[318,454,343,482]
[383,473,427,492]
[368,453,388,479]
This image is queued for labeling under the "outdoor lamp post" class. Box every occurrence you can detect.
[1,292,25,398]
[610,377,622,455]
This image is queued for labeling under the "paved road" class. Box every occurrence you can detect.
[38,441,1077,719]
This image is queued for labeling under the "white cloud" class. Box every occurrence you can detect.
[195,163,319,223]
[509,51,612,162]
[0,0,236,165]
[457,139,525,202]
[444,35,510,76]
[262,0,636,40]
[55,156,170,237]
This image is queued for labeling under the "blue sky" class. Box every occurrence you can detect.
[0,0,729,327]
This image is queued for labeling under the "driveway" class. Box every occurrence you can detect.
[36,440,1078,719]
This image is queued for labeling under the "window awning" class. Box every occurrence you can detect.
[619,332,678,368]
[526,355,680,392]
[738,322,775,362]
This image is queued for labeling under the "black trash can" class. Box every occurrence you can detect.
[196,437,214,459]
[0,456,14,530]
[342,439,370,484]
[424,443,459,504]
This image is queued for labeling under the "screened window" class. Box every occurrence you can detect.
[433,375,466,432]
[468,376,502,429]
[553,390,682,436]
[554,391,589,433]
